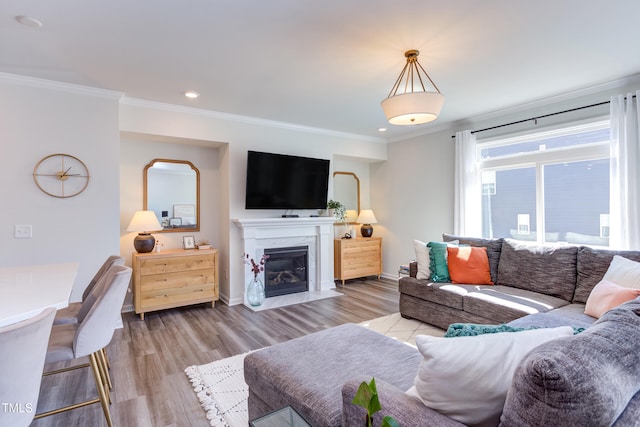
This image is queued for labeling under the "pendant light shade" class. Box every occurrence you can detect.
[381,50,444,126]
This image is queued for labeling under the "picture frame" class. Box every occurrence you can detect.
[183,235,196,249]
[174,204,196,226]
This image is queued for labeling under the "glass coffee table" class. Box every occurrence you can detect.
[250,406,311,427]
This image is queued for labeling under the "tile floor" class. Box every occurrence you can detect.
[359,312,444,347]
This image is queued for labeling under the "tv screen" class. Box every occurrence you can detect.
[245,151,330,210]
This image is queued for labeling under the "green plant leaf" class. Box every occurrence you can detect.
[352,381,374,410]
[352,378,383,418]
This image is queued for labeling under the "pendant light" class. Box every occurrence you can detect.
[381,50,445,125]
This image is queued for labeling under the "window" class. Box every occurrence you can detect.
[478,120,610,246]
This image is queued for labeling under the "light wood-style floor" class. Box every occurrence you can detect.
[32,277,400,427]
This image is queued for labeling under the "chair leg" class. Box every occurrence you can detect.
[34,353,113,423]
[102,347,111,369]
[97,348,113,392]
[90,352,114,427]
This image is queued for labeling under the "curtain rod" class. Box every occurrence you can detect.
[449,98,628,139]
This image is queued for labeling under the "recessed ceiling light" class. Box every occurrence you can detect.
[184,91,200,99]
[15,15,43,28]
[378,127,387,132]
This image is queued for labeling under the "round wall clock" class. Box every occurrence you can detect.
[33,153,90,198]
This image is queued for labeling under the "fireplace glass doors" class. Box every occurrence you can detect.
[263,246,309,297]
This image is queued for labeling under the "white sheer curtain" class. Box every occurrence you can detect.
[454,130,481,236]
[609,90,640,249]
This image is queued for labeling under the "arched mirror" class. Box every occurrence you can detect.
[144,159,200,232]
[333,171,360,223]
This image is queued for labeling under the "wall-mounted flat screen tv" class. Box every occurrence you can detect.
[245,151,330,210]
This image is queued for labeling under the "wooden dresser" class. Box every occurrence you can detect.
[132,248,218,319]
[334,237,382,286]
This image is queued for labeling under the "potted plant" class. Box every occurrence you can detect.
[352,377,399,427]
[327,200,346,222]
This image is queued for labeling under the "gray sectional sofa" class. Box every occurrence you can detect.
[399,234,640,329]
[244,236,640,426]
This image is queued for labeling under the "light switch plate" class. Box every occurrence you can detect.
[14,225,32,238]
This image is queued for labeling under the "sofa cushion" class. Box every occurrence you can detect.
[500,299,640,427]
[497,239,578,301]
[443,234,503,284]
[427,241,458,282]
[604,255,640,289]
[574,246,640,303]
[447,246,493,285]
[463,285,569,323]
[399,277,480,310]
[413,240,430,280]
[584,279,640,318]
[408,327,573,427]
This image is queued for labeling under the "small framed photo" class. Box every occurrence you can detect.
[183,235,196,249]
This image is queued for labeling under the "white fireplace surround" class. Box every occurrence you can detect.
[233,217,337,307]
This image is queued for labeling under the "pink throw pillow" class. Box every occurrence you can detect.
[584,279,640,318]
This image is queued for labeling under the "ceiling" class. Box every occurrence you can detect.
[2,0,640,141]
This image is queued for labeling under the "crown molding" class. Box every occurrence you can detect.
[388,73,640,143]
[0,72,123,99]
[455,73,640,129]
[120,96,386,144]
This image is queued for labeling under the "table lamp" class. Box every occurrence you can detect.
[127,210,162,253]
[356,209,378,238]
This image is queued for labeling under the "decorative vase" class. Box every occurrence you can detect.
[246,276,265,306]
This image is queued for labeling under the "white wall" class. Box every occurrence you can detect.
[0,75,121,301]
[373,75,640,279]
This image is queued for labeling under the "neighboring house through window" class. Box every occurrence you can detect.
[477,119,611,246]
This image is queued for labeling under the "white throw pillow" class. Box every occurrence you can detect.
[603,255,640,289]
[413,240,430,280]
[406,327,574,427]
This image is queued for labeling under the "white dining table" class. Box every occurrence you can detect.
[0,262,78,328]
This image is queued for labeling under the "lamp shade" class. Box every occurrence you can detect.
[381,92,445,125]
[356,209,377,225]
[126,211,162,232]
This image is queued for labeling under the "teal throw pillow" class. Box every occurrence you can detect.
[427,241,455,282]
[444,323,585,337]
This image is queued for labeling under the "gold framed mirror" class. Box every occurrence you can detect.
[333,171,360,223]
[144,159,200,232]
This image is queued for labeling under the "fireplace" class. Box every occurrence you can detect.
[264,246,309,297]
[233,217,336,308]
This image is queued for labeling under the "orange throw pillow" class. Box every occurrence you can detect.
[584,279,640,318]
[446,246,494,285]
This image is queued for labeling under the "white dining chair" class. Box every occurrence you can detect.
[34,264,132,427]
[54,255,125,325]
[0,307,56,427]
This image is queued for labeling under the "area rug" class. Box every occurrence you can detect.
[184,313,443,427]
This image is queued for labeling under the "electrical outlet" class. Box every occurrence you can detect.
[14,225,32,238]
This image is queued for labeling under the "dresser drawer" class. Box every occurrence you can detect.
[139,269,216,292]
[138,283,215,311]
[342,240,380,252]
[138,254,214,275]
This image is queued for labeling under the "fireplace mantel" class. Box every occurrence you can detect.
[233,217,336,307]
